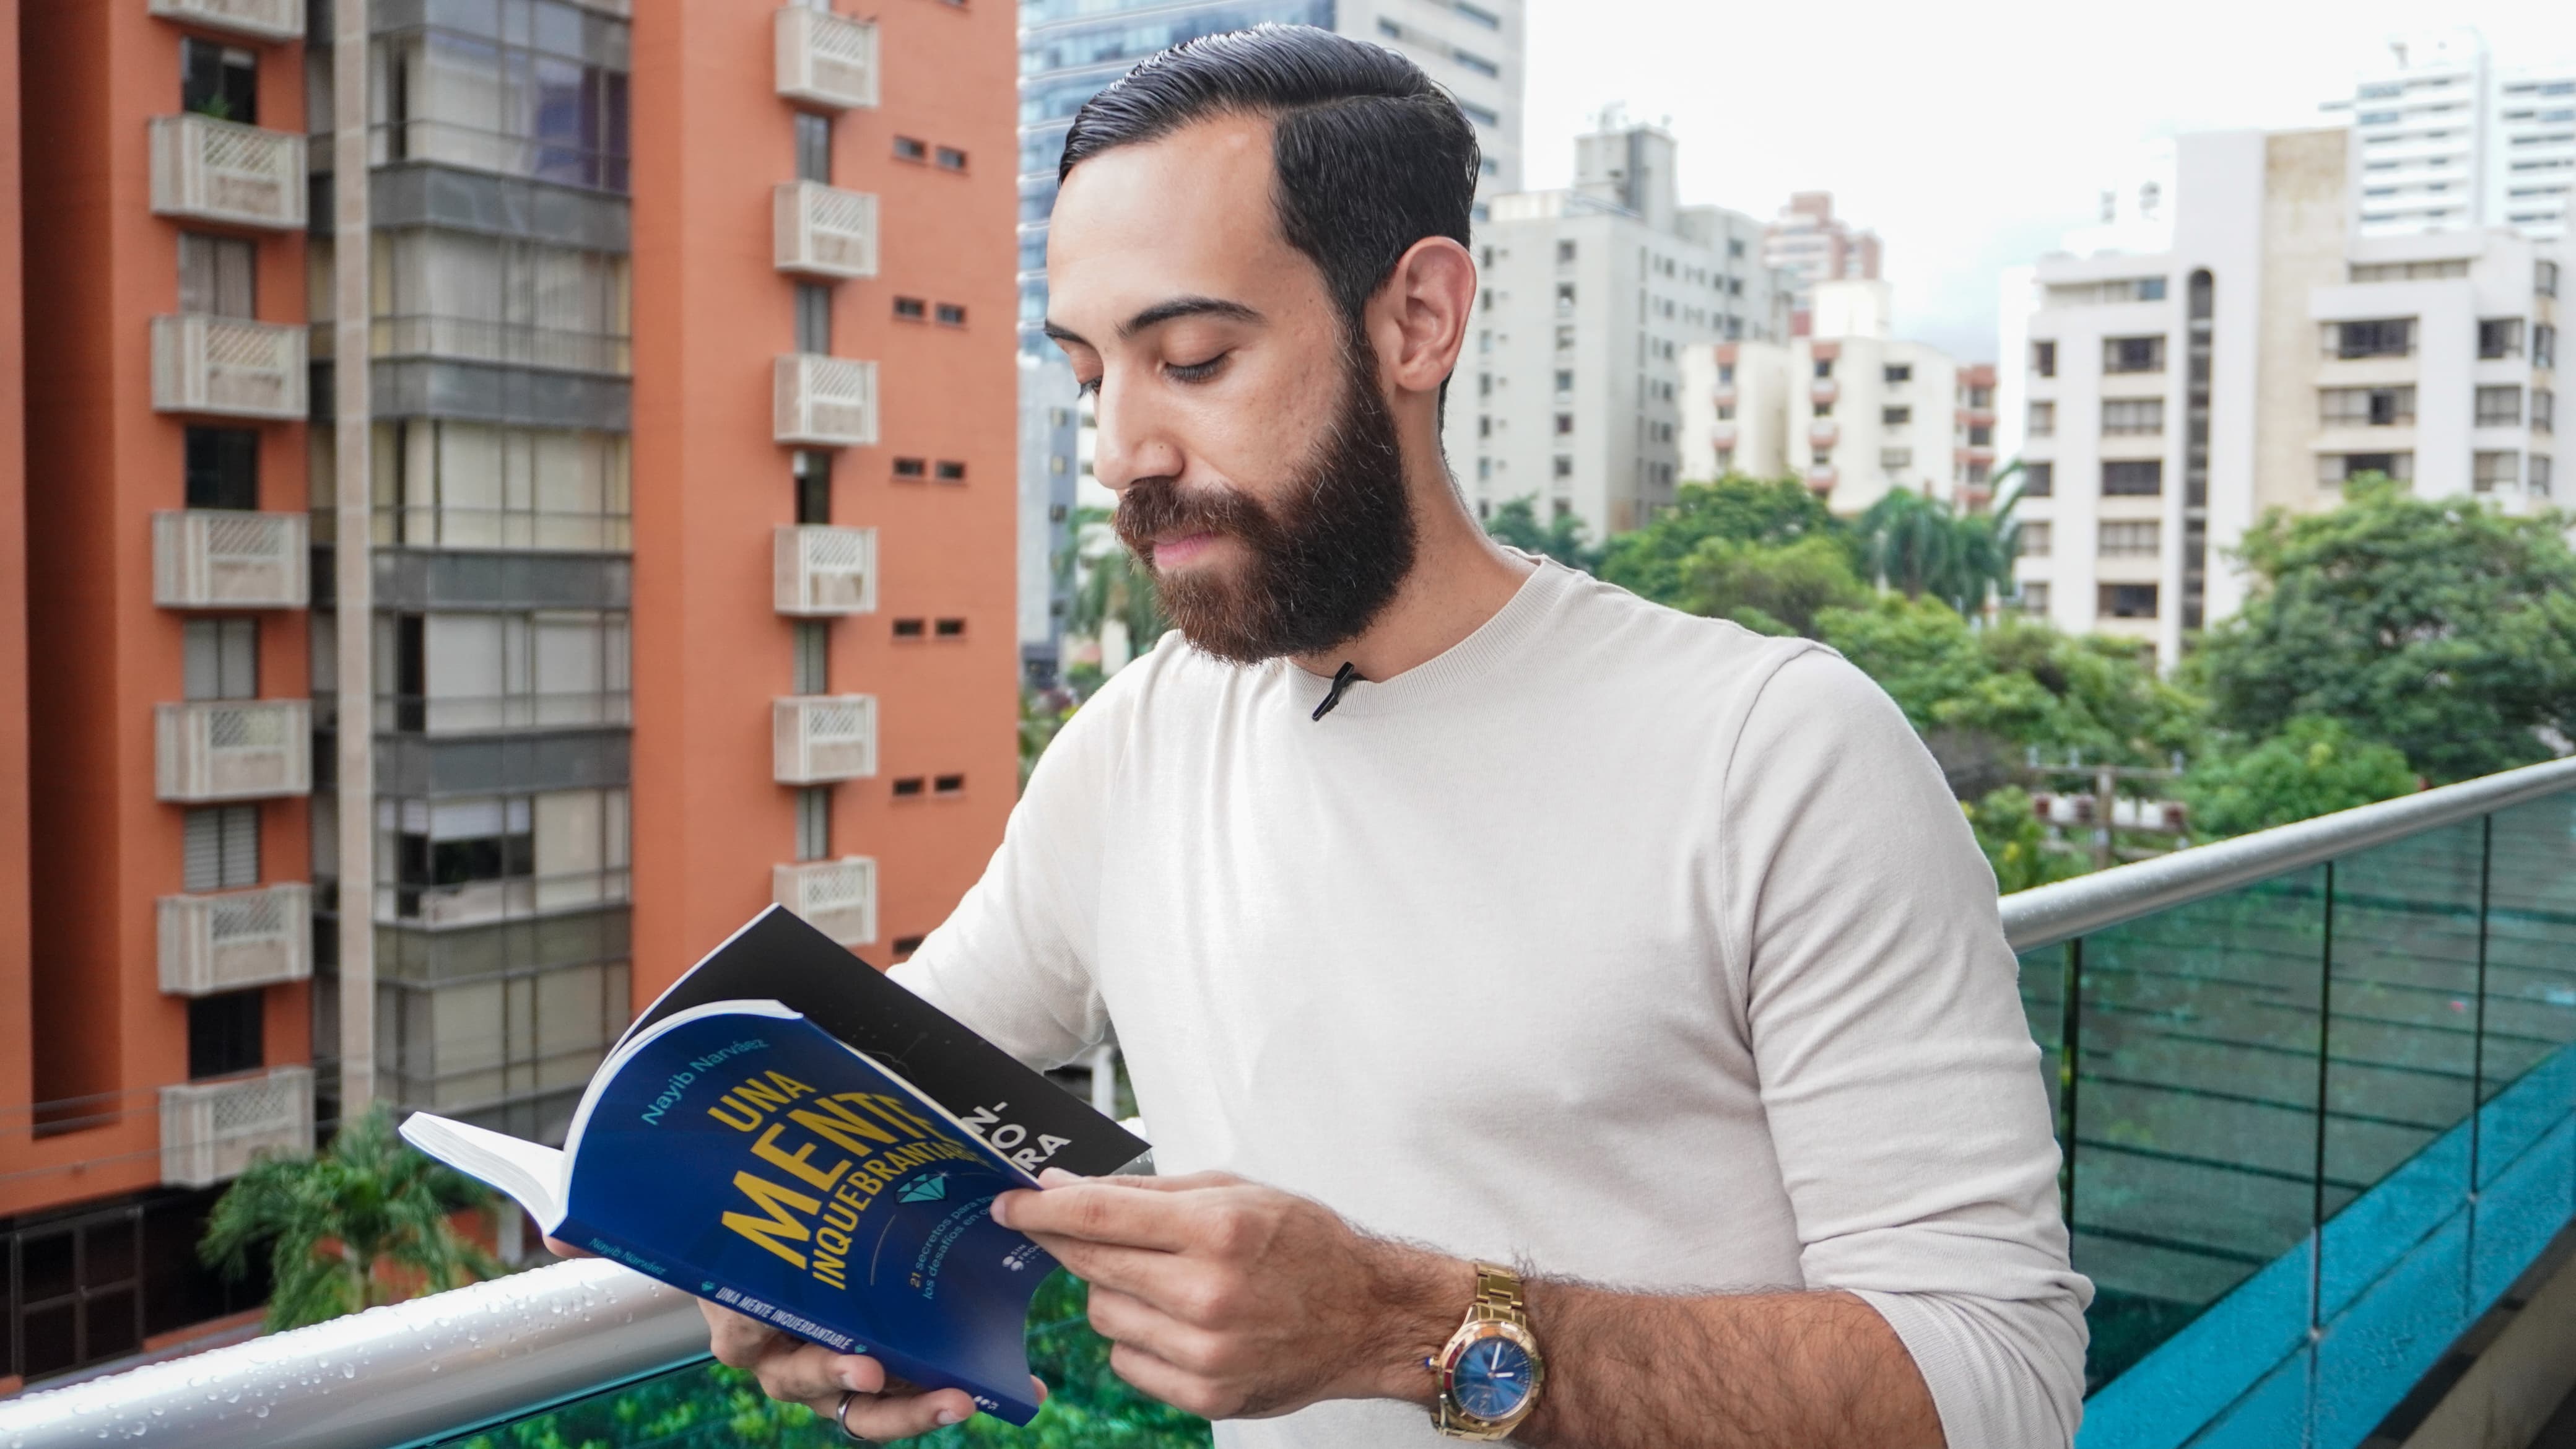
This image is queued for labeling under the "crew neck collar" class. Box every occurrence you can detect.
[1274,554,1574,722]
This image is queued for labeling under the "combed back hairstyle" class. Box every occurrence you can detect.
[1058,25,1481,339]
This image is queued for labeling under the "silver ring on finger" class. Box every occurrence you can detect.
[835,1390,875,1445]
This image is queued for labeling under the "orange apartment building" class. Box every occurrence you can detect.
[0,0,1016,1387]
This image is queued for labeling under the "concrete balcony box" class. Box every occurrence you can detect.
[147,0,303,42]
[149,113,306,229]
[774,182,879,279]
[773,354,877,446]
[159,882,313,996]
[773,857,877,947]
[776,7,879,110]
[152,315,307,420]
[1710,424,1738,448]
[1809,421,1839,449]
[774,694,877,784]
[156,699,312,801]
[161,1065,313,1188]
[153,510,309,608]
[774,525,878,616]
[1811,380,1839,406]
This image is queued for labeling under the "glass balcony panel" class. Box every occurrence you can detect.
[2479,794,2576,1176]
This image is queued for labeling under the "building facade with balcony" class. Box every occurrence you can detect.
[2320,27,2575,242]
[1760,189,1882,337]
[1997,125,2569,672]
[0,0,1017,1388]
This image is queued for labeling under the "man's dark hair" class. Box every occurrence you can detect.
[1059,25,1481,337]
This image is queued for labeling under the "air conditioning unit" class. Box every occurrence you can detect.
[152,315,308,420]
[775,526,878,616]
[156,699,313,802]
[775,182,879,279]
[160,1066,314,1188]
[774,355,879,448]
[776,7,880,110]
[159,883,313,996]
[775,694,877,784]
[154,510,309,608]
[148,113,307,230]
[773,857,878,947]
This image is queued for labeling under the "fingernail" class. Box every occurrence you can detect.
[936,1409,964,1425]
[840,1364,868,1392]
[990,1193,1015,1227]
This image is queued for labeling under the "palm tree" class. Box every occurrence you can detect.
[1856,485,2021,616]
[1061,505,1167,660]
[201,1102,507,1330]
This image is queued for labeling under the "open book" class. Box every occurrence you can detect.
[399,907,1149,1426]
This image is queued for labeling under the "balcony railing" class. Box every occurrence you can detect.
[148,114,306,230]
[774,856,877,947]
[774,524,877,616]
[773,355,877,446]
[159,882,312,995]
[155,699,311,802]
[19,762,2576,1449]
[152,509,309,609]
[160,1065,314,1188]
[773,694,876,784]
[1808,420,1838,449]
[152,315,308,420]
[775,6,879,110]
[773,181,879,279]
[147,0,305,41]
[1810,379,1838,406]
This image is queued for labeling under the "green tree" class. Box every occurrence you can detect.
[1678,533,1869,637]
[1599,476,1853,607]
[2197,476,2576,783]
[1063,506,1168,658]
[1853,487,2021,615]
[201,1102,506,1331]
[1019,689,1074,791]
[1964,786,2086,894]
[2182,715,2419,838]
[1482,495,1603,572]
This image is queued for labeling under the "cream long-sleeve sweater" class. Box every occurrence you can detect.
[892,559,2091,1448]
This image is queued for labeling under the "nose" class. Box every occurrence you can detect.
[1087,373,1185,495]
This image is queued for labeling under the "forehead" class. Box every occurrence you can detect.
[1047,113,1307,326]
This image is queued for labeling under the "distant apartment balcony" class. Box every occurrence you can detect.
[774,526,878,616]
[1808,420,1839,450]
[775,6,879,110]
[160,1065,313,1188]
[773,355,877,447]
[1712,385,1736,407]
[152,315,307,420]
[773,856,877,947]
[774,694,877,785]
[1804,465,1837,492]
[158,882,312,996]
[152,510,308,609]
[1708,424,1738,449]
[1810,380,1838,406]
[773,182,879,279]
[147,0,303,41]
[155,699,311,802]
[147,113,305,230]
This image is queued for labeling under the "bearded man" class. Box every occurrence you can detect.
[699,24,2089,1448]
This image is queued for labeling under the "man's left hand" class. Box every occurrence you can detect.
[993,1169,1469,1421]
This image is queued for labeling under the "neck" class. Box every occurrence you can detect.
[1289,464,1534,684]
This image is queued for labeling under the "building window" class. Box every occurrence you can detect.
[183,619,258,700]
[1882,406,1912,425]
[183,806,261,892]
[1884,364,1912,384]
[180,38,258,123]
[2097,583,2159,619]
[893,136,928,162]
[2020,581,2050,614]
[890,619,925,638]
[795,282,832,354]
[1555,283,1576,313]
[892,297,926,321]
[2330,318,2417,359]
[2099,521,2161,556]
[2536,389,2555,434]
[2102,460,2163,496]
[2474,451,2523,492]
[2534,455,2554,496]
[1879,447,1913,469]
[2102,336,2167,373]
[1556,240,1576,264]
[2102,399,2164,435]
[794,451,832,524]
[935,146,968,172]
[370,232,630,372]
[795,111,832,184]
[2027,401,2055,437]
[2318,451,2413,486]
[390,609,627,733]
[2539,324,2558,369]
[890,776,925,796]
[2022,522,2052,558]
[381,789,630,923]
[1814,358,1834,379]
[890,934,926,959]
[2476,386,2525,427]
[2033,340,2056,378]
[933,618,967,638]
[2543,260,2562,298]
[378,28,631,191]
[2320,386,2415,426]
[187,991,264,1081]
[1552,456,1573,479]
[791,620,829,695]
[934,460,967,482]
[370,421,632,551]
[185,429,259,510]
[2021,463,2056,498]
[178,234,256,319]
[794,787,830,863]
[1969,424,1994,446]
[892,458,928,479]
[933,774,967,796]
[936,303,967,326]
[1554,414,1573,435]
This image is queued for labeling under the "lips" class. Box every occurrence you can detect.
[1149,530,1220,568]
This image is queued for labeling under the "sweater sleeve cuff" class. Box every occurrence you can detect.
[1850,1288,2084,1449]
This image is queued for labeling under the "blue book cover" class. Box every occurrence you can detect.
[402,1000,1060,1425]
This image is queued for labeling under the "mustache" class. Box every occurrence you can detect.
[1113,476,1271,565]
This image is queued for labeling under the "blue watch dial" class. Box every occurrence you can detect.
[1451,1336,1535,1421]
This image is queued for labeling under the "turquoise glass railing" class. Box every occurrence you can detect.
[7,757,2576,1449]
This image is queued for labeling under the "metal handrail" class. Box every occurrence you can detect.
[11,757,2576,1449]
[1999,754,2576,952]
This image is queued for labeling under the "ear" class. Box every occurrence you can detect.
[1368,237,1476,400]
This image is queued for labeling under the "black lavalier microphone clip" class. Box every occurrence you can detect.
[1311,661,1360,722]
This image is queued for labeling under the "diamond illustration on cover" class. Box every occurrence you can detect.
[899,1172,951,1203]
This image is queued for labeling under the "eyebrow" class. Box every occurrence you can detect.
[1042,294,1266,350]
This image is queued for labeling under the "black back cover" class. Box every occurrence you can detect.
[622,907,1151,1179]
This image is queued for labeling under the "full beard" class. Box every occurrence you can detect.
[1112,346,1417,666]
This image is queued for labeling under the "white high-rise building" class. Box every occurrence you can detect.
[1450,116,1791,539]
[1998,126,2569,672]
[2323,28,2575,240]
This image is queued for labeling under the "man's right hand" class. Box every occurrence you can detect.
[699,1299,1012,1440]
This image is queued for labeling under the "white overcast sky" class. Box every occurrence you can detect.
[1517,0,2570,360]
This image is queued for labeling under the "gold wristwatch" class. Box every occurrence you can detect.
[1429,1261,1545,1440]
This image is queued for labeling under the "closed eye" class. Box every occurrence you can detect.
[1167,354,1228,383]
